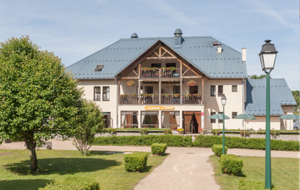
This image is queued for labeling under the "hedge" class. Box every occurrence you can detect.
[124,152,148,172]
[93,135,193,147]
[151,143,167,155]
[220,154,243,175]
[212,144,228,157]
[238,179,278,190]
[193,135,300,151]
[39,176,99,190]
[92,135,299,151]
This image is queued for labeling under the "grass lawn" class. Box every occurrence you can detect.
[0,149,168,190]
[209,155,299,190]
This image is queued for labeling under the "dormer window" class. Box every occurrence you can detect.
[95,65,104,71]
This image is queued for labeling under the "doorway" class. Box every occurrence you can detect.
[183,111,201,133]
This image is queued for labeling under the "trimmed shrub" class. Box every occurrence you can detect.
[212,144,227,157]
[124,152,148,172]
[238,179,278,190]
[93,135,192,147]
[151,143,167,155]
[193,135,300,151]
[220,154,243,175]
[39,176,99,190]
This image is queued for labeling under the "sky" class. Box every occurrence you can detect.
[0,0,299,90]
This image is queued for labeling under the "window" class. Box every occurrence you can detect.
[173,86,180,94]
[103,112,111,128]
[189,86,198,94]
[121,111,138,128]
[95,65,104,71]
[218,112,223,123]
[232,85,237,92]
[145,86,153,94]
[232,112,237,119]
[166,63,176,67]
[210,86,215,97]
[103,86,110,101]
[151,63,161,68]
[142,111,159,128]
[94,87,101,101]
[162,111,180,130]
[218,85,223,96]
[211,112,216,123]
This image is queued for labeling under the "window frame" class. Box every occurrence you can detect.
[189,86,198,94]
[151,63,161,68]
[218,85,223,97]
[103,86,110,101]
[210,85,215,97]
[211,112,216,123]
[145,86,153,94]
[232,85,237,92]
[218,112,223,123]
[166,63,176,67]
[232,112,238,119]
[94,86,101,101]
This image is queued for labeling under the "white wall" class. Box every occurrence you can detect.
[78,80,117,128]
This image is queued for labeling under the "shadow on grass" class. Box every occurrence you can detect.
[140,166,153,173]
[0,179,53,190]
[4,157,121,176]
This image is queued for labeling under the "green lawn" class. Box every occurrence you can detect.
[0,149,168,190]
[209,155,300,190]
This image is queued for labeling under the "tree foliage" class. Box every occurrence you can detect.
[0,36,83,171]
[248,74,271,79]
[292,90,299,112]
[72,100,105,156]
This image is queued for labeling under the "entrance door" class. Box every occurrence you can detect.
[183,111,201,133]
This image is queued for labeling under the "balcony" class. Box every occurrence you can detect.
[119,94,202,105]
[141,67,180,79]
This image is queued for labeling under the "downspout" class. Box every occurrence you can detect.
[115,78,118,128]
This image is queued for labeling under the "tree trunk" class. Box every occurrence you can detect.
[23,132,38,171]
[29,145,38,171]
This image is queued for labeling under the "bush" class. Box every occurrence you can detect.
[124,152,148,172]
[238,179,278,190]
[193,135,300,151]
[93,135,192,147]
[39,176,99,190]
[220,154,243,175]
[151,143,167,155]
[212,144,227,157]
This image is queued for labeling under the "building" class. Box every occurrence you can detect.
[67,29,296,132]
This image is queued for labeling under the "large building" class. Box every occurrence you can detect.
[67,29,296,132]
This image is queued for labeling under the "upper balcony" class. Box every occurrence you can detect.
[141,67,180,79]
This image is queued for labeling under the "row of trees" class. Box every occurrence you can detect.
[0,36,104,171]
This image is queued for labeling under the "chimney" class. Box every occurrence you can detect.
[242,48,246,62]
[217,45,222,53]
[131,33,138,38]
[174,28,183,46]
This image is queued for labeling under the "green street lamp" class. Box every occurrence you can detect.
[221,94,227,154]
[259,39,278,189]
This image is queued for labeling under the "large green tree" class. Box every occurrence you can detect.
[0,36,83,171]
[72,100,105,156]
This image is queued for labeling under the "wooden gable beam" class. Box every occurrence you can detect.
[181,61,200,76]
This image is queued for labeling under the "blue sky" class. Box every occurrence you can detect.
[0,0,298,90]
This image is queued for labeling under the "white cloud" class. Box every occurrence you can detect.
[243,0,298,35]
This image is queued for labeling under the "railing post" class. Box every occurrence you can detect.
[180,79,183,104]
[159,69,161,105]
[138,80,141,105]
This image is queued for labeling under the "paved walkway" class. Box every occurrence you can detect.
[1,141,299,190]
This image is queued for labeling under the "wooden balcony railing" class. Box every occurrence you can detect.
[119,94,202,105]
[141,68,180,79]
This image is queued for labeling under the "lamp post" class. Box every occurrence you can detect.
[259,39,278,189]
[221,94,227,154]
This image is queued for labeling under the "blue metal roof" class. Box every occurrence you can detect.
[66,36,248,79]
[245,79,296,116]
